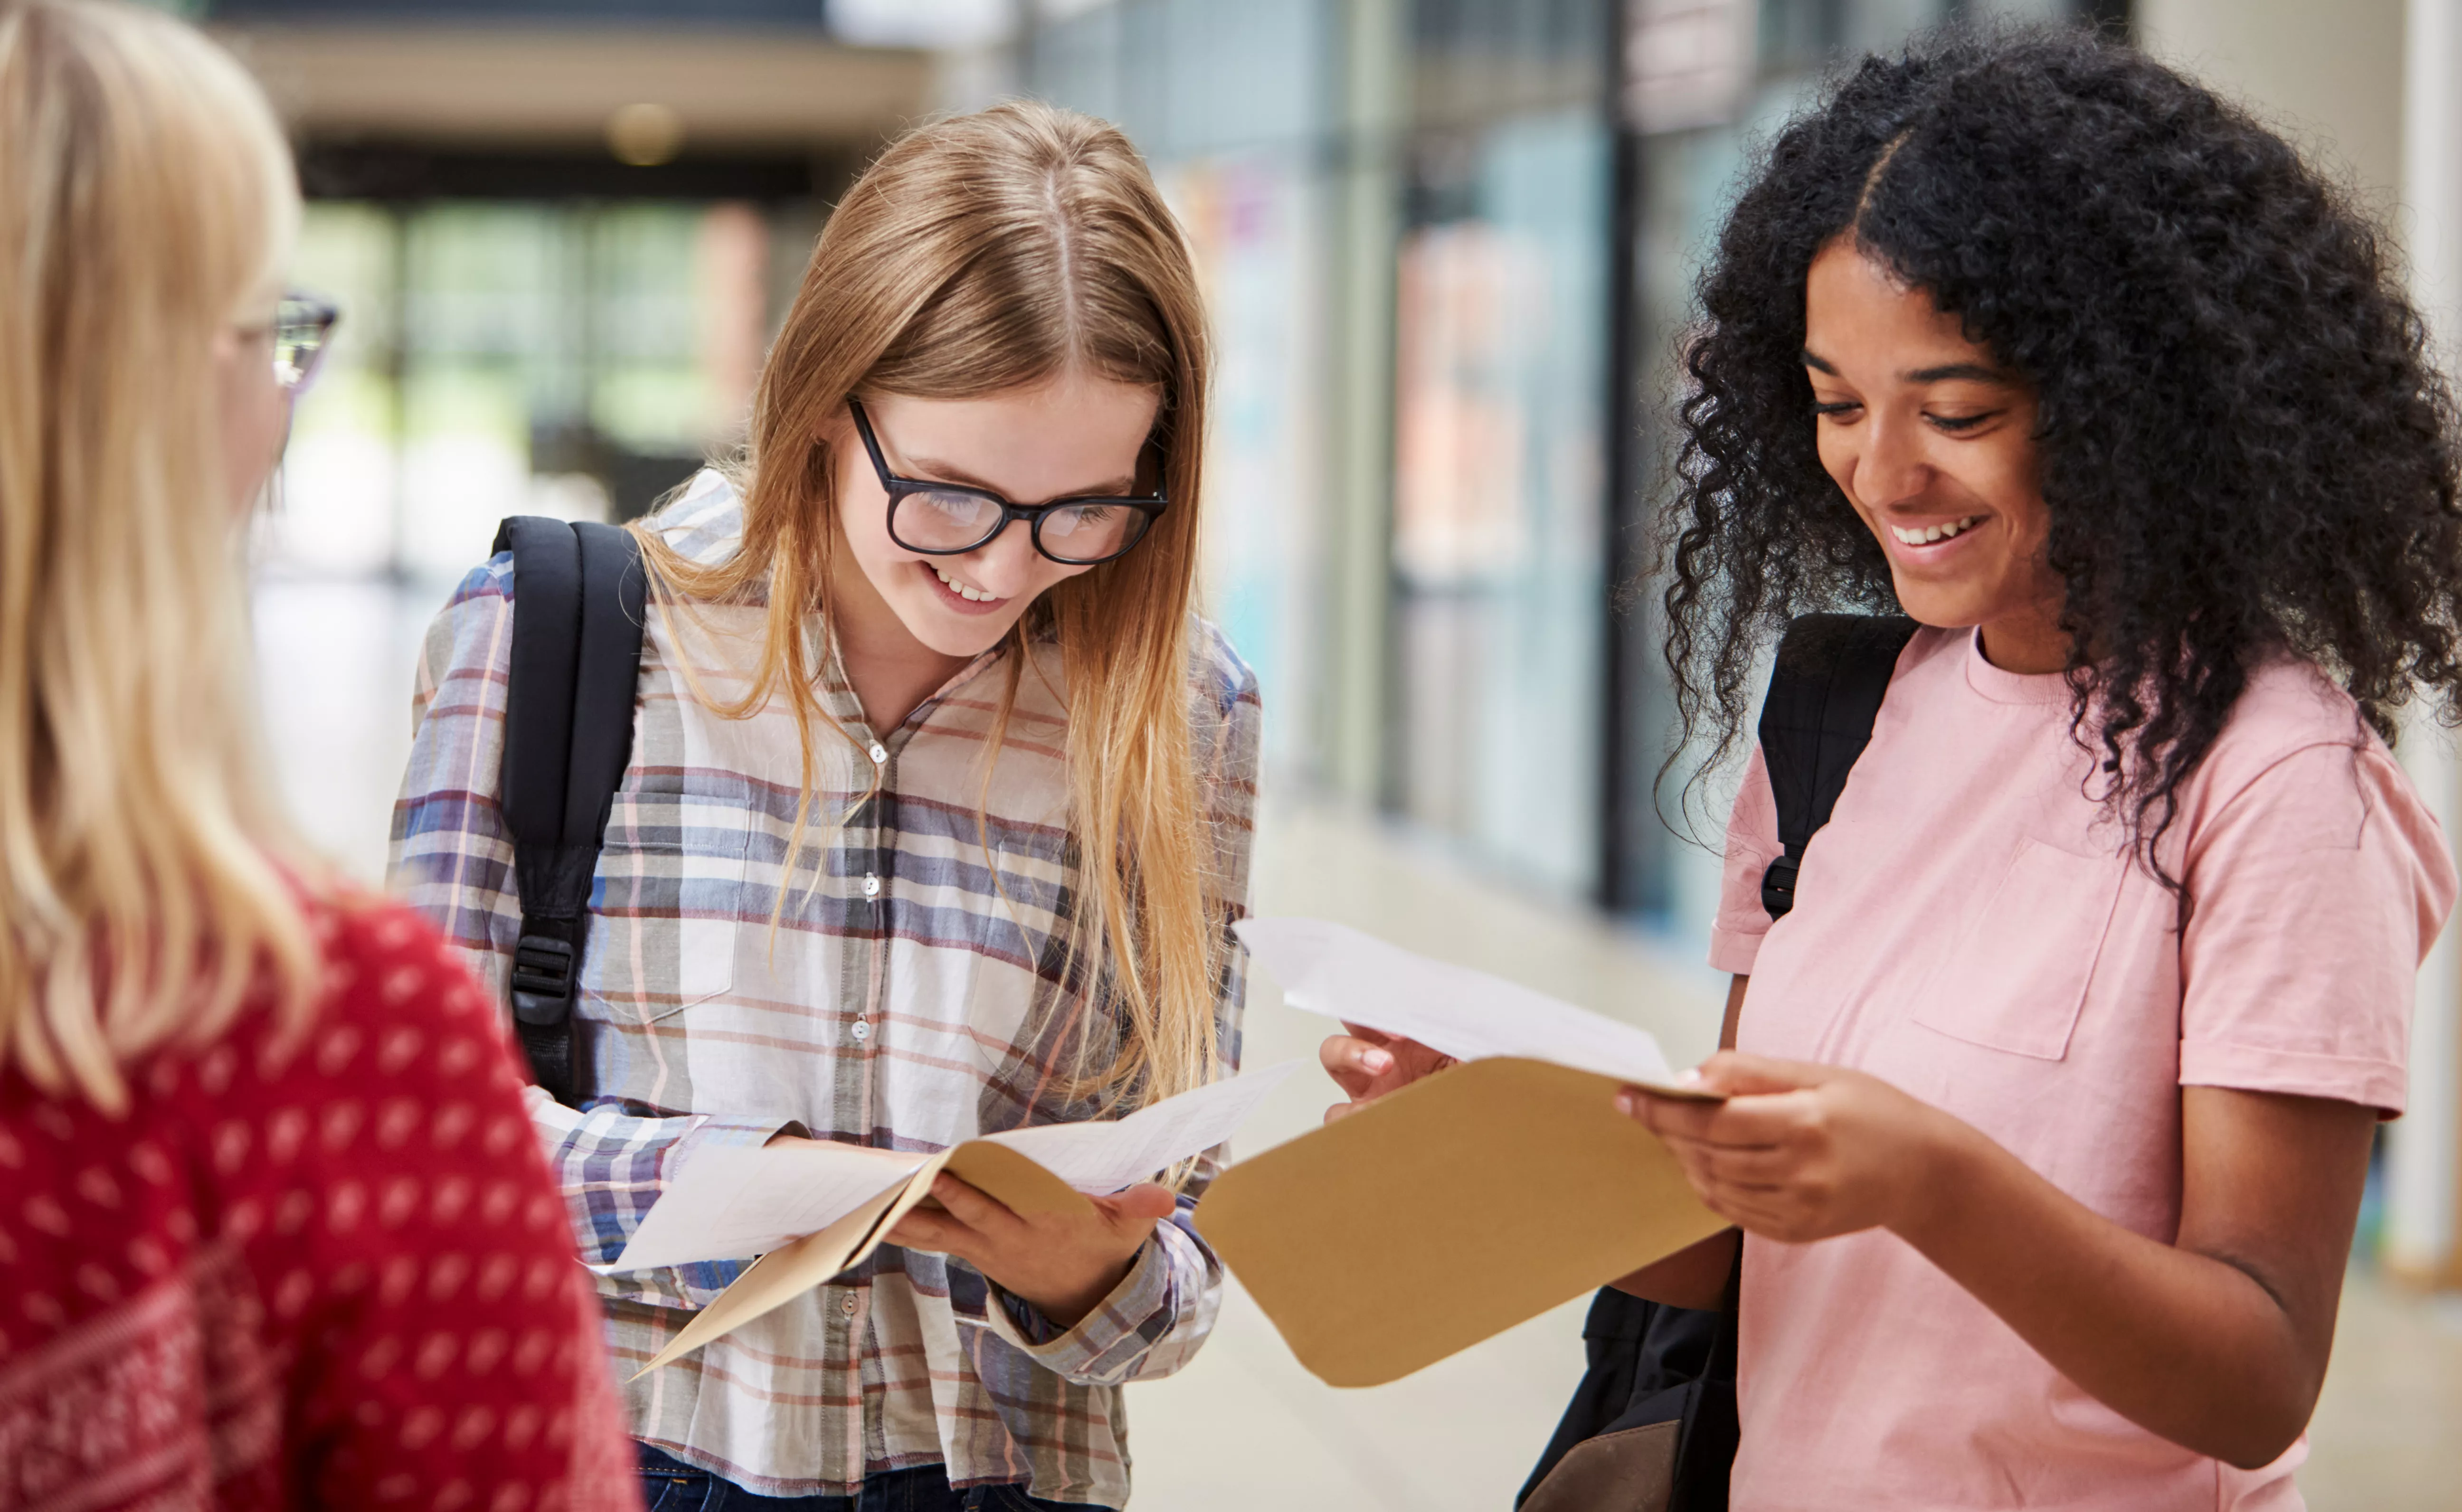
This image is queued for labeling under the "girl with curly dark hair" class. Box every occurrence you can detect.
[1325,23,2462,1507]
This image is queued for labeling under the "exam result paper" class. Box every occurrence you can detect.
[609,1142,928,1273]
[1233,917,1693,1091]
[609,1059,1303,1272]
[983,1061,1303,1191]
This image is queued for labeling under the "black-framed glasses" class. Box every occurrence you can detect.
[272,291,340,394]
[848,398,1167,567]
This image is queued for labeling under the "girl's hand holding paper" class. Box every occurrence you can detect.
[887,1174,1177,1326]
[1318,1024,1456,1124]
[1621,1051,1956,1243]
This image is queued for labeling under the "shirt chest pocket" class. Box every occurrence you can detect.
[580,776,754,1023]
[1910,838,2127,1060]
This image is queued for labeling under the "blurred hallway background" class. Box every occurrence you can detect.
[216,0,2462,1504]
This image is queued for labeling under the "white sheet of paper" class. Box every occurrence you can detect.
[1234,917,1685,1090]
[605,1060,1304,1273]
[607,1140,927,1273]
[984,1058,1302,1191]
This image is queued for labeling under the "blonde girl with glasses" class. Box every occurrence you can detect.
[0,2,640,1507]
[392,102,1259,1511]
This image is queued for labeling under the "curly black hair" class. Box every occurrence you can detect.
[1662,23,2462,898]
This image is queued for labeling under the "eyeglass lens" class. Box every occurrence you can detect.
[891,489,1148,564]
[273,298,336,392]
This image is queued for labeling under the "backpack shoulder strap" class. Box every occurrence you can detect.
[1754,613,1918,921]
[1519,624,1913,1510]
[494,516,648,1106]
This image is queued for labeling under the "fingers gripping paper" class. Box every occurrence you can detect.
[617,1062,1300,1377]
[1236,916,1703,1094]
[1197,920,1728,1388]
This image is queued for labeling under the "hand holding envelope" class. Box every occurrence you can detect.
[1319,1024,1456,1123]
[882,1168,1179,1329]
[1196,918,1731,1388]
[609,1059,1301,1375]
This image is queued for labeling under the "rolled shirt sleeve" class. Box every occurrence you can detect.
[2177,739,2458,1115]
[978,1187,1224,1385]
[1709,744,1782,977]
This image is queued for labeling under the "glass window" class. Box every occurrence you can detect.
[275,198,778,587]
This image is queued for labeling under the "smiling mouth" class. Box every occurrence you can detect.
[1889,515,1981,546]
[927,563,1006,606]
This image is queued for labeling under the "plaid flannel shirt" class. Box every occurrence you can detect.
[387,473,1260,1505]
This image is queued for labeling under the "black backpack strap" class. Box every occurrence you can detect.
[1755,613,1918,920]
[1520,614,1914,1512]
[494,516,648,1106]
[1667,1257,1742,1512]
[1518,1288,1657,1504]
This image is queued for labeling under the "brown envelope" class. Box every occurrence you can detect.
[632,1139,1096,1378]
[1193,1056,1728,1388]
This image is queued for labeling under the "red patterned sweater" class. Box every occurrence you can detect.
[0,895,642,1512]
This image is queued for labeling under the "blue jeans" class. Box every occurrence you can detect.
[635,1444,1107,1512]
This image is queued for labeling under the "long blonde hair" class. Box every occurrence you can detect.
[0,0,320,1113]
[637,101,1223,1109]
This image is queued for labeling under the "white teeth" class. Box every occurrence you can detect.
[933,565,998,603]
[1890,516,1979,547]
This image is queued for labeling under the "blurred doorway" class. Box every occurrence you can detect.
[275,173,832,588]
[211,4,911,587]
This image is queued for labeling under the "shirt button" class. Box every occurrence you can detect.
[840,1293,859,1317]
[867,742,888,765]
[851,1020,871,1042]
[862,874,881,898]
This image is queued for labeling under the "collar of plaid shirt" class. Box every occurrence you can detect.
[388,472,1263,1505]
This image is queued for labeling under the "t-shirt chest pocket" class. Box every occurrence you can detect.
[581,775,753,1022]
[1909,838,2127,1060]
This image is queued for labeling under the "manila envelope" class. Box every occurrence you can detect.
[633,1140,1095,1378]
[1194,1055,1727,1388]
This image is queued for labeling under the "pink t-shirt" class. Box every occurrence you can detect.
[1711,628,2454,1512]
